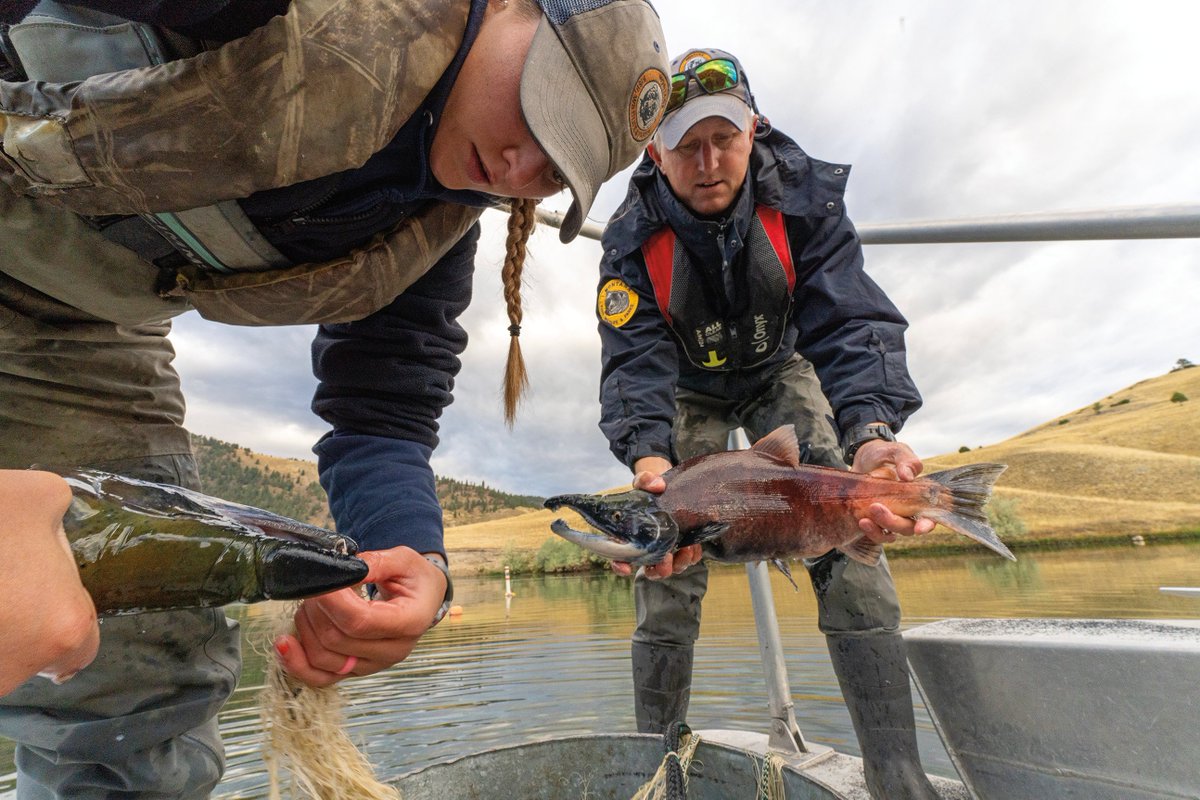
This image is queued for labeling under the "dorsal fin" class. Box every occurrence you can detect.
[751,425,802,466]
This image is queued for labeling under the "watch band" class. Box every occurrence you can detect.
[843,423,896,465]
[422,555,454,625]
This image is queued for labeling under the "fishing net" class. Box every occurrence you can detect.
[257,601,401,800]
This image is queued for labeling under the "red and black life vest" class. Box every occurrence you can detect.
[641,205,795,372]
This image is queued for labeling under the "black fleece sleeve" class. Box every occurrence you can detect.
[311,223,477,449]
[309,224,477,555]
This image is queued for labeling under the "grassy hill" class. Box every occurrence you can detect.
[190,435,543,531]
[902,363,1200,553]
[444,366,1200,570]
[192,436,334,526]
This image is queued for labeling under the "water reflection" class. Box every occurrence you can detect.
[967,556,1043,591]
[1,541,1196,797]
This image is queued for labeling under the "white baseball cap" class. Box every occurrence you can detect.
[656,47,755,150]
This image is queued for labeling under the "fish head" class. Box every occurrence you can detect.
[543,489,680,566]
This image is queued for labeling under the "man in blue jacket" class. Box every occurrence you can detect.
[597,48,939,799]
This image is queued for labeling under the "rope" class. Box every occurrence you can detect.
[630,722,699,800]
[754,751,787,800]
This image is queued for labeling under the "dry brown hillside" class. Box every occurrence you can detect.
[446,367,1200,568]
[910,365,1200,549]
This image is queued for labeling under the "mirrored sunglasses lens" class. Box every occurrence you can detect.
[694,59,739,93]
[667,74,690,111]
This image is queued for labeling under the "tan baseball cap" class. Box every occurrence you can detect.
[521,0,669,242]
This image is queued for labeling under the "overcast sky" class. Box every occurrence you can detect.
[170,0,1200,498]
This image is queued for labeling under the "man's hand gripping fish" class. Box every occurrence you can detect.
[545,425,1014,579]
[61,470,368,615]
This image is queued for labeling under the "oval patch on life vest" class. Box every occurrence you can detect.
[628,68,668,142]
[598,279,639,328]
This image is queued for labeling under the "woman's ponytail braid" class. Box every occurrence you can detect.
[501,198,538,426]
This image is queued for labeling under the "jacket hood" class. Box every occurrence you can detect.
[600,123,852,259]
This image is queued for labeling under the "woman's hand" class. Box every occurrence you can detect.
[850,438,937,543]
[0,470,100,695]
[273,546,448,687]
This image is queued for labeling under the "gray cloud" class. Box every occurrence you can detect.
[172,1,1200,498]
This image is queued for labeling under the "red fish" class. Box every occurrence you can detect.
[545,425,1013,573]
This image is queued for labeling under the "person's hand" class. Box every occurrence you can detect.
[273,546,448,688]
[609,456,702,579]
[850,438,936,544]
[0,470,100,696]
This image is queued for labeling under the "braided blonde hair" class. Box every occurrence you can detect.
[501,198,538,426]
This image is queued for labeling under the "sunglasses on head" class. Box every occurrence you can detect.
[666,58,742,114]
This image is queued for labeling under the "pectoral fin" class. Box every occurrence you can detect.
[838,535,883,566]
[677,521,730,548]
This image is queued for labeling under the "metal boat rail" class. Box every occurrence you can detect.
[532,202,1200,245]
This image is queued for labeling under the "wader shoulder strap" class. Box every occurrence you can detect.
[167,201,484,326]
[0,0,468,216]
[641,225,678,325]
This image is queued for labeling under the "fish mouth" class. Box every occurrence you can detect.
[548,517,656,563]
[544,491,679,566]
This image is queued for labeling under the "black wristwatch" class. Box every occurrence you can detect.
[843,423,896,465]
[422,554,454,625]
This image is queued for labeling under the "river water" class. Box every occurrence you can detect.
[2,541,1198,796]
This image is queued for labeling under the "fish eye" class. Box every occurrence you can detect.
[612,511,624,522]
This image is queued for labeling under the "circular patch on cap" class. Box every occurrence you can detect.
[628,68,668,142]
[598,278,639,327]
[677,50,713,72]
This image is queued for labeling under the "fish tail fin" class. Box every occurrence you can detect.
[920,463,1016,561]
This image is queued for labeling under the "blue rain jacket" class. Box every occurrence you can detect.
[598,125,922,468]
